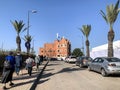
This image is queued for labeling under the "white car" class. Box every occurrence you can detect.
[67,56,77,63]
[57,57,62,61]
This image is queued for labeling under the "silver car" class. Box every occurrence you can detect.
[88,57,120,77]
[76,56,93,68]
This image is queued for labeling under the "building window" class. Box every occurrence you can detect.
[62,44,65,47]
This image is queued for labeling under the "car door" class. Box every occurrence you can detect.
[91,58,99,71]
[76,57,80,64]
[96,58,104,72]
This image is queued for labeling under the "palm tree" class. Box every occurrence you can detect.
[100,0,120,57]
[80,25,91,57]
[23,35,33,54]
[11,20,25,52]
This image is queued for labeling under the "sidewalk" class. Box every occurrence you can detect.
[0,62,46,90]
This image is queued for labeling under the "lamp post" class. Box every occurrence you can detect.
[25,10,37,55]
[31,39,35,54]
[81,36,84,55]
[27,10,37,36]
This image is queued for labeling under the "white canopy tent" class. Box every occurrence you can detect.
[90,40,120,59]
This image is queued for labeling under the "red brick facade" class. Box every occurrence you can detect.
[39,37,71,58]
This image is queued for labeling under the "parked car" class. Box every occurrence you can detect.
[64,56,68,62]
[50,58,57,61]
[88,57,120,77]
[76,56,93,68]
[57,57,63,61]
[66,56,77,63]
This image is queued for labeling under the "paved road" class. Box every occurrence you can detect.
[36,61,120,90]
[0,62,46,90]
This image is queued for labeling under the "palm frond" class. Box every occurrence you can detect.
[22,37,26,42]
[80,25,91,38]
[100,10,108,24]
[11,20,25,34]
[22,25,31,33]
[107,5,113,24]
[114,0,119,10]
[101,0,120,28]
[24,35,33,42]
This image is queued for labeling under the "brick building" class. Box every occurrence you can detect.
[39,37,71,59]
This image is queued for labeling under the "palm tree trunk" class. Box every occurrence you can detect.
[26,42,31,55]
[27,49,29,55]
[28,48,30,54]
[17,43,21,52]
[16,36,21,52]
[108,30,114,57]
[86,40,90,57]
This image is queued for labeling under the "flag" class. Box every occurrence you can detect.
[56,33,60,39]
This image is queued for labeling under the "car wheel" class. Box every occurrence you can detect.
[88,66,91,71]
[101,69,107,77]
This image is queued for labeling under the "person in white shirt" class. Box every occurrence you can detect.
[35,54,40,71]
[26,55,34,76]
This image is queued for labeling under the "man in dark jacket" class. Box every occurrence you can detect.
[1,51,16,89]
[15,52,22,75]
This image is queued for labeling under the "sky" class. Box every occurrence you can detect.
[0,0,120,54]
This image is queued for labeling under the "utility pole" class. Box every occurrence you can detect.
[81,36,84,55]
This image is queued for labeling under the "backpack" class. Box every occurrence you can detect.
[4,60,11,69]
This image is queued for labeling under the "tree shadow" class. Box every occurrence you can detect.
[55,67,86,74]
[47,63,61,66]
[107,74,120,77]
[42,72,54,78]
[8,70,45,89]
[37,72,54,85]
[38,78,50,84]
[37,66,86,85]
[7,79,35,89]
[13,71,39,81]
[9,61,88,89]
[44,69,54,71]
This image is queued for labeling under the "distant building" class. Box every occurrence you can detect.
[39,37,71,59]
[90,40,120,59]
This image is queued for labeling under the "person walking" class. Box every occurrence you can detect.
[15,52,22,76]
[1,51,16,89]
[26,55,34,76]
[40,55,43,64]
[35,54,40,71]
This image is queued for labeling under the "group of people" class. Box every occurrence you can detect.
[25,54,43,76]
[1,51,43,89]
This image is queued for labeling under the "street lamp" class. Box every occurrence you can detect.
[81,36,84,55]
[25,10,37,55]
[27,10,37,36]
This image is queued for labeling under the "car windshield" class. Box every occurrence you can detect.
[106,58,120,62]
